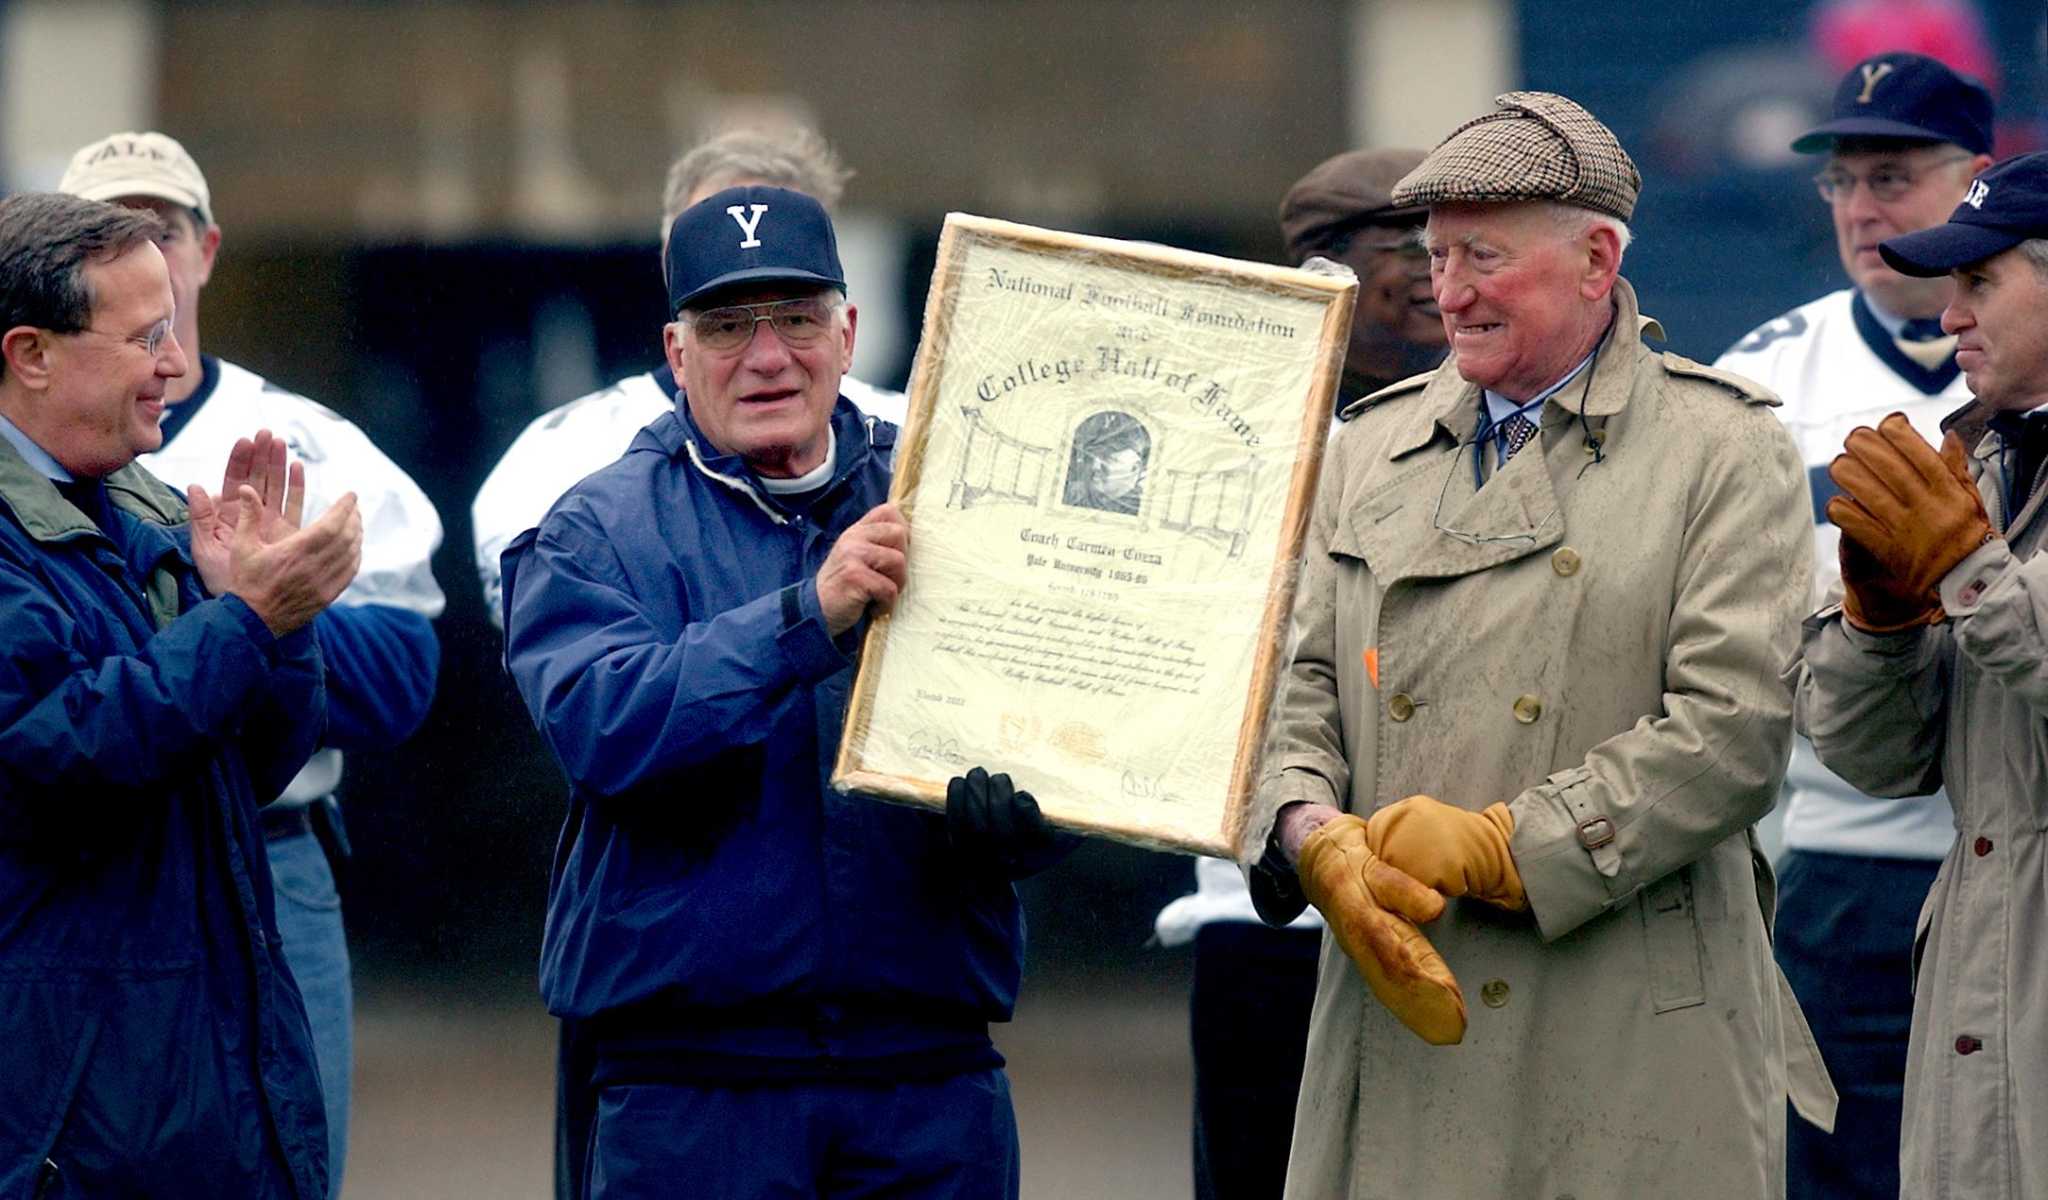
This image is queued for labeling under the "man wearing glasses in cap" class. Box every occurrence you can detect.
[470,126,910,1200]
[471,126,904,629]
[1238,92,1833,1197]
[1794,149,2048,1200]
[501,186,1064,1198]
[1713,51,1994,1200]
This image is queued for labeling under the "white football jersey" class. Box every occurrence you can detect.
[1717,288,1965,860]
[470,369,905,623]
[138,356,447,802]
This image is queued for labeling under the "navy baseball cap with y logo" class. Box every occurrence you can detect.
[665,185,847,314]
[1791,51,1994,155]
[1880,153,2048,276]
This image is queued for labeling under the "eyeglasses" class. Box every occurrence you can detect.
[681,297,837,353]
[1814,154,1972,204]
[70,317,173,358]
[1429,437,1560,547]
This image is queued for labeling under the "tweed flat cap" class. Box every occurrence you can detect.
[1391,91,1640,221]
[1278,148,1429,260]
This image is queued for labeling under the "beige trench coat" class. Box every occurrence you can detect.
[1793,408,2048,1199]
[1243,280,1834,1200]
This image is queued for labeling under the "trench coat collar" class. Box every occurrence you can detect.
[1344,280,1666,585]
[1942,397,2048,539]
[1386,276,1662,460]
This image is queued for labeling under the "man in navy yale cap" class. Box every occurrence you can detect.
[499,186,1069,1198]
[1793,150,2048,1200]
[1713,50,1993,1200]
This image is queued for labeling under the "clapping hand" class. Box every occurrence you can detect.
[189,429,363,636]
[1826,415,1994,623]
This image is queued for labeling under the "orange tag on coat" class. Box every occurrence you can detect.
[1363,647,1380,689]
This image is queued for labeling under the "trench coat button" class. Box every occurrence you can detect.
[1480,979,1511,1008]
[1388,693,1416,722]
[1551,547,1582,577]
[1512,694,1543,724]
[1974,836,1994,857]
[1956,1034,1982,1055]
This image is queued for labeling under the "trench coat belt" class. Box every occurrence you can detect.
[1776,962,1839,1132]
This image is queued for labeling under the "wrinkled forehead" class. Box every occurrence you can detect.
[1968,243,2038,279]
[686,282,842,313]
[1827,140,1960,170]
[1422,201,1551,247]
[109,194,208,238]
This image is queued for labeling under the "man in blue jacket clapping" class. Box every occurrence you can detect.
[0,192,361,1198]
[503,186,1065,1199]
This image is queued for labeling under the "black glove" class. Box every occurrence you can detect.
[945,766,1080,880]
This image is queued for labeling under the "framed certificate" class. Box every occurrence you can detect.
[831,214,1356,857]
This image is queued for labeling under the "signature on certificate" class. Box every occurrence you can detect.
[906,727,966,763]
[1120,768,1184,807]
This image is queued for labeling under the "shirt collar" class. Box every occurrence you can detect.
[0,411,72,482]
[1481,351,1597,427]
[1857,291,1952,343]
[1990,402,2048,430]
[1859,291,1908,338]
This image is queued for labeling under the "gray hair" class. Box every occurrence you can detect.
[661,127,853,233]
[1548,202,1634,259]
[0,193,162,380]
[2018,238,2048,281]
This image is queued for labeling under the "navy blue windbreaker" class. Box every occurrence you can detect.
[503,398,1023,1063]
[0,445,329,1199]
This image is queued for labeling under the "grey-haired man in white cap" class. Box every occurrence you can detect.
[1240,91,1834,1197]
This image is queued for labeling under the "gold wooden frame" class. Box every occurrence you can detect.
[832,214,1355,857]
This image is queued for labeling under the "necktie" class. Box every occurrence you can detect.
[1896,317,1958,372]
[54,477,112,535]
[1499,413,1538,462]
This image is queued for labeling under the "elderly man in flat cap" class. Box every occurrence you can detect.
[1156,145,1443,1200]
[1238,91,1836,1198]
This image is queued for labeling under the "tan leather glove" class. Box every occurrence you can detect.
[1838,535,1943,633]
[1827,417,1995,603]
[1297,814,1467,1045]
[1366,794,1526,912]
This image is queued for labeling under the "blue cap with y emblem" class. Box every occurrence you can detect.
[1792,52,1994,155]
[664,185,846,314]
[1880,152,2048,276]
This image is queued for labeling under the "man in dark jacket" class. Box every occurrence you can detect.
[0,192,362,1197]
[503,187,1062,1199]
[1279,148,1445,413]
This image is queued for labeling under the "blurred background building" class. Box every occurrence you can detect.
[4,1,2041,1195]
